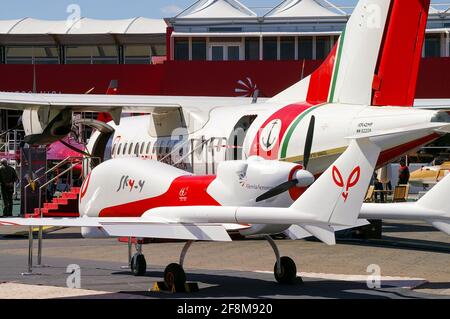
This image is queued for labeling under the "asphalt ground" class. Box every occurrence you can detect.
[0,220,448,299]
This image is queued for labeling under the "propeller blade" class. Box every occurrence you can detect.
[256,179,298,202]
[303,115,315,170]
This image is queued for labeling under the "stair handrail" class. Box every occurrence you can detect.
[23,156,83,215]
[37,161,82,218]
[24,155,101,216]
[25,156,83,189]
[173,137,212,167]
[158,137,191,164]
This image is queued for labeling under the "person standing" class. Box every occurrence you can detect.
[373,171,385,203]
[0,159,18,217]
[398,160,410,185]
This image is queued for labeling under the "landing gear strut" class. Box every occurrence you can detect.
[163,241,192,291]
[130,239,147,276]
[265,235,300,284]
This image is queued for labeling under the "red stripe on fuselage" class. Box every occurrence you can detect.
[99,175,219,217]
[250,103,314,160]
[376,133,440,168]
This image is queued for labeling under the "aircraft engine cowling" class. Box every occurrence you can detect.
[22,108,72,145]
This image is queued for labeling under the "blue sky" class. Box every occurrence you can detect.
[0,1,448,20]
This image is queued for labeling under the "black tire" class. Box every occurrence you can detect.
[164,263,186,291]
[131,253,146,276]
[274,256,297,284]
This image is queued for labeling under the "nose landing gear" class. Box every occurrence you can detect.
[130,240,147,276]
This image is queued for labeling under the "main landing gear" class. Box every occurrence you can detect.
[162,241,192,291]
[128,237,301,286]
[127,238,190,290]
[265,235,301,284]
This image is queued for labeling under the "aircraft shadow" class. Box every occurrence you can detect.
[108,270,425,299]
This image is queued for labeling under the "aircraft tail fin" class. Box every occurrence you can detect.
[270,0,430,107]
[291,138,381,227]
[106,80,119,95]
[98,80,119,123]
[417,172,450,235]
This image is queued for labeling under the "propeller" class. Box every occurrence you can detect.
[256,115,316,202]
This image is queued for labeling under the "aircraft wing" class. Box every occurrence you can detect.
[414,99,450,110]
[0,92,258,113]
[0,217,232,242]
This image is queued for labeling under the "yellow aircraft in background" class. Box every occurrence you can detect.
[410,162,450,187]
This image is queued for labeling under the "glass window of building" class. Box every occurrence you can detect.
[280,37,295,60]
[211,46,224,61]
[192,38,206,61]
[6,46,59,64]
[124,45,152,64]
[263,37,278,61]
[316,36,331,60]
[174,38,189,60]
[66,45,118,64]
[151,44,166,57]
[425,34,441,57]
[298,37,313,60]
[228,46,240,61]
[245,38,260,61]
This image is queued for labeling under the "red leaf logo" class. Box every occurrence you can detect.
[332,165,361,202]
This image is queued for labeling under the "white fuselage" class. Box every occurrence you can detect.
[91,101,445,177]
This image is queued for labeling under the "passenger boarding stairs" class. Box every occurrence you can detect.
[25,156,100,218]
[27,187,81,218]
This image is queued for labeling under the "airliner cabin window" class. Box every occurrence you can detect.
[140,142,145,155]
[135,143,140,156]
[146,142,151,154]
[129,143,134,155]
[122,143,128,155]
[117,143,122,156]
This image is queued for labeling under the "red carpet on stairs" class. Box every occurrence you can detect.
[26,187,81,218]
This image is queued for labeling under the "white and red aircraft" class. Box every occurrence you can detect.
[0,133,408,285]
[0,0,450,288]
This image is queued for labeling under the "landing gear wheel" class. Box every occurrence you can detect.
[274,256,297,284]
[164,263,186,291]
[131,253,146,276]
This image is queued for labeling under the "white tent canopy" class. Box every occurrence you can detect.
[265,0,345,18]
[175,0,257,19]
[0,17,166,35]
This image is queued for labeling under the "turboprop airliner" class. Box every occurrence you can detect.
[0,0,448,177]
